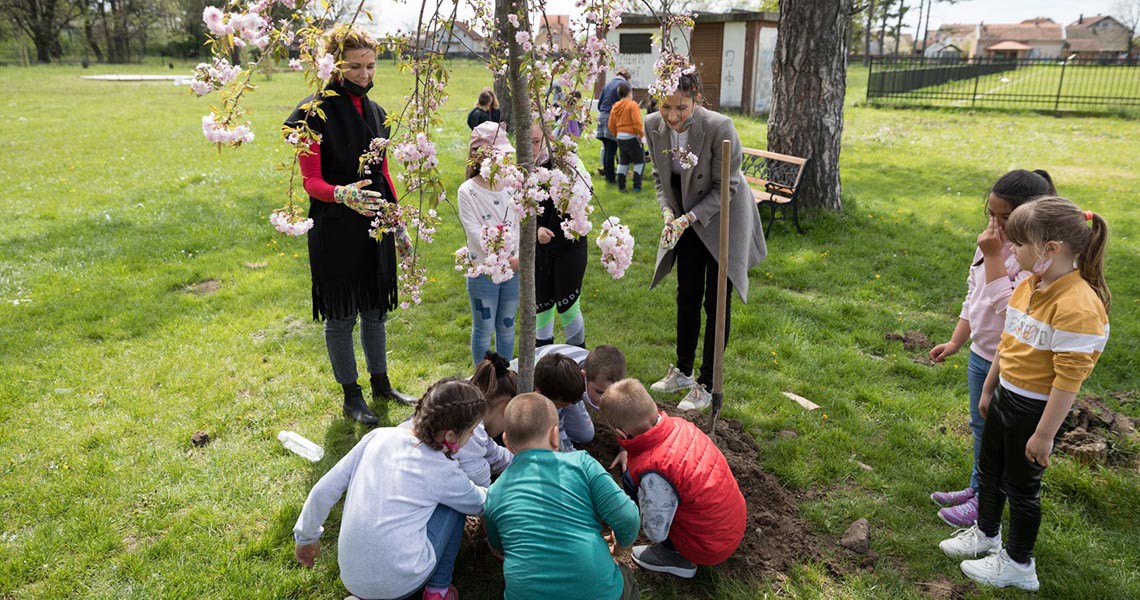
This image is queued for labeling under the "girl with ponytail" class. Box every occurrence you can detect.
[459,351,519,487]
[928,169,1056,527]
[938,196,1110,592]
[293,378,487,600]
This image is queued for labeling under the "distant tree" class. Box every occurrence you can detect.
[1114,0,1140,56]
[768,0,853,211]
[0,0,78,62]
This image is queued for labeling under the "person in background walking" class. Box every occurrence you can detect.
[596,67,630,184]
[607,83,646,193]
[467,88,502,130]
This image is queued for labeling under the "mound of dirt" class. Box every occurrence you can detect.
[885,330,932,353]
[1056,395,1140,465]
[581,404,827,583]
[454,402,830,596]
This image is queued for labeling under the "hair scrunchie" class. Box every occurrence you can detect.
[1084,210,1094,222]
[483,350,510,377]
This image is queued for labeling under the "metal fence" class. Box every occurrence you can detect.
[867,57,1140,111]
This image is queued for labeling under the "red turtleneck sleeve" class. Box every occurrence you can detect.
[297,93,398,204]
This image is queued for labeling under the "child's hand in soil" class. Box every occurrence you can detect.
[295,542,320,567]
[609,450,628,473]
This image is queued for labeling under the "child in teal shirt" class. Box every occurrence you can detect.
[484,393,641,599]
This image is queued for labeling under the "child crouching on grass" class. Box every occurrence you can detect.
[599,378,746,579]
[293,378,487,600]
[458,351,517,487]
[939,197,1110,592]
[484,393,641,599]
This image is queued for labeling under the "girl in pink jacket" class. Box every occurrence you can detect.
[927,169,1055,526]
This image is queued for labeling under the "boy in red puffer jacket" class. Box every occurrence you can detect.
[599,378,746,578]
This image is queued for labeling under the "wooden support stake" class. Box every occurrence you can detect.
[710,139,732,437]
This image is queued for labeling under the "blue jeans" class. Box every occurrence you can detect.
[424,505,464,589]
[466,274,519,367]
[967,350,992,490]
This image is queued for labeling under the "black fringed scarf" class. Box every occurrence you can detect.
[285,79,399,321]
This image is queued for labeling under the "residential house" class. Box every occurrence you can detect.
[1065,15,1131,59]
[975,18,1065,59]
[421,20,487,57]
[535,14,576,51]
[924,24,977,57]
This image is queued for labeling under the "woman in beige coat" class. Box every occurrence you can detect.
[645,72,767,410]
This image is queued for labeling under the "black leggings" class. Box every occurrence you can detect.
[674,228,732,388]
[976,385,1047,564]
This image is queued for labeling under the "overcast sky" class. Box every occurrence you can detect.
[359,0,1125,35]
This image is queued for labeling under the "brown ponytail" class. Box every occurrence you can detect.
[1082,212,1111,313]
[471,351,519,410]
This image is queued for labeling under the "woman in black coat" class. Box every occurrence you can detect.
[285,25,415,424]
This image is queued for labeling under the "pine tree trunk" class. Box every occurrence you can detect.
[500,0,535,392]
[767,0,852,212]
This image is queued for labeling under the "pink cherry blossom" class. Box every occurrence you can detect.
[316,53,336,80]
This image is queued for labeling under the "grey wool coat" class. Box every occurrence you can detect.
[645,106,767,302]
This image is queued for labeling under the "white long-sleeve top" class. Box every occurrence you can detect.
[455,421,513,487]
[457,178,519,263]
[292,428,486,600]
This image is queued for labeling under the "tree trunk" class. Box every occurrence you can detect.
[914,0,925,55]
[32,25,54,63]
[921,0,932,57]
[863,0,875,65]
[84,10,104,63]
[767,0,852,212]
[492,0,513,125]
[893,2,904,55]
[499,0,535,391]
[878,0,889,56]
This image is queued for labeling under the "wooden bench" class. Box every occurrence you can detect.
[741,147,807,236]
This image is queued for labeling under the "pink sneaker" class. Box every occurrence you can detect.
[939,496,979,527]
[423,585,458,600]
[930,486,974,507]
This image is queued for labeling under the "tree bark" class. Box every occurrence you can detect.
[767,0,852,212]
[499,0,535,392]
[492,0,513,125]
[863,0,875,65]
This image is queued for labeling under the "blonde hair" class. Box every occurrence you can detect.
[323,25,377,60]
[1005,196,1111,312]
[504,393,558,447]
[598,379,658,435]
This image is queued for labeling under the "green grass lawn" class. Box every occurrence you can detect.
[0,60,1138,599]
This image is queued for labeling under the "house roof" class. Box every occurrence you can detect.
[1066,15,1118,30]
[617,9,778,27]
[986,40,1033,51]
[451,21,483,42]
[978,19,1063,43]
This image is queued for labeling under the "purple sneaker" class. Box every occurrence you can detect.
[939,496,979,527]
[930,486,975,507]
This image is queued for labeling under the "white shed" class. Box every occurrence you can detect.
[600,10,780,114]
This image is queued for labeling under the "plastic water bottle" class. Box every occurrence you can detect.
[278,431,324,462]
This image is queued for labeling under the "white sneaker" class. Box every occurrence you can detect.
[939,524,1001,558]
[960,549,1040,591]
[677,383,711,410]
[650,365,695,393]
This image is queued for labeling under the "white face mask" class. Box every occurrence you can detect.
[1030,255,1053,276]
[1030,242,1062,275]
